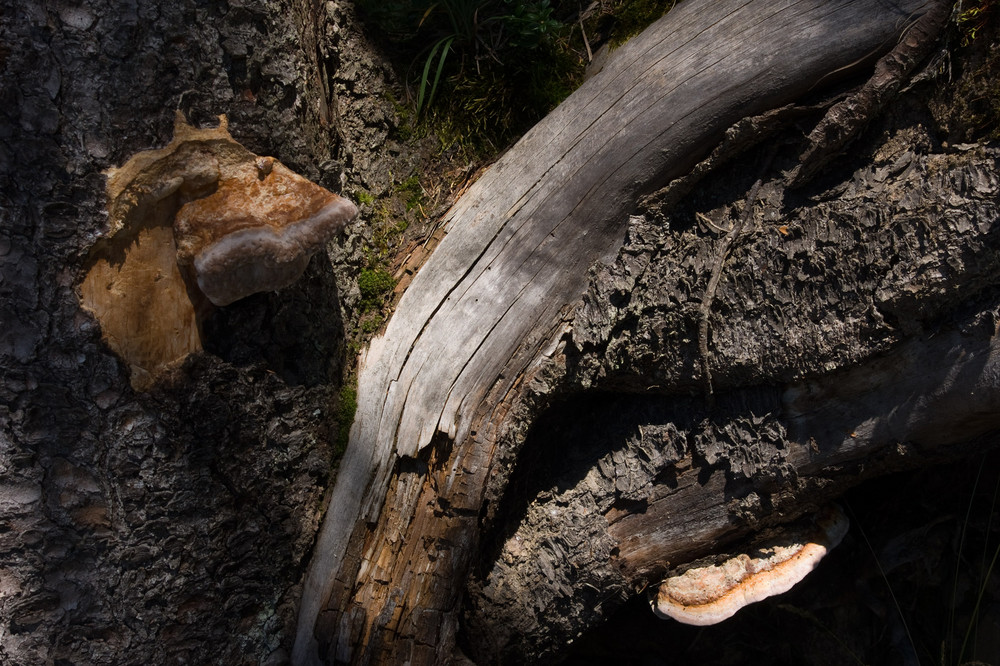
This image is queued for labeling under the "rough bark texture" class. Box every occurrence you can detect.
[3,0,999,664]
[463,30,1000,665]
[466,135,1000,658]
[0,0,413,663]
[297,1,1000,665]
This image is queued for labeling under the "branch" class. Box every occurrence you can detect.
[293,1,949,663]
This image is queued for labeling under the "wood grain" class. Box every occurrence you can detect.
[293,1,939,663]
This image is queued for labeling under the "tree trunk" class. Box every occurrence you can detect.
[293,1,1000,664]
[5,0,999,664]
[1,0,399,663]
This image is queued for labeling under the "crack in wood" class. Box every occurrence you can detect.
[293,1,947,663]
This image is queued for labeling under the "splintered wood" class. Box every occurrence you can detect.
[294,1,940,663]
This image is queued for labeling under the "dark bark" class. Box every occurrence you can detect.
[0,0,406,663]
[3,0,998,664]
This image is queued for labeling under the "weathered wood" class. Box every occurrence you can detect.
[293,1,943,663]
[463,137,1000,662]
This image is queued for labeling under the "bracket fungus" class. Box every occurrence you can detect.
[651,505,849,625]
[173,151,357,307]
[79,112,357,390]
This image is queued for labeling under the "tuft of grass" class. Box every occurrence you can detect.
[957,0,996,45]
[844,458,1000,666]
[356,0,585,152]
[356,0,687,153]
[606,0,676,48]
[948,457,1000,666]
[446,39,582,147]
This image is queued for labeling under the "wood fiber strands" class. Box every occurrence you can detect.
[293,0,938,663]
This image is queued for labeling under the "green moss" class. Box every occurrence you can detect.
[358,267,396,312]
[397,174,424,211]
[360,314,384,334]
[607,0,676,48]
[335,382,358,456]
[359,199,403,267]
[385,90,420,141]
[355,189,376,206]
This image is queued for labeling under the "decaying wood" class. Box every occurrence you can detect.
[293,1,949,664]
[788,0,953,186]
[697,143,778,408]
[463,136,1000,662]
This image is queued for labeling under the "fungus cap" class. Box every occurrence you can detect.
[651,505,849,625]
[82,112,358,389]
[174,158,357,306]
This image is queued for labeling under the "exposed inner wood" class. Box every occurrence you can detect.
[79,198,203,391]
[293,1,943,663]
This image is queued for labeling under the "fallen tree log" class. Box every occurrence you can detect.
[5,0,994,660]
[293,1,971,664]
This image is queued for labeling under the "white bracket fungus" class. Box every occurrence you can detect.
[651,505,849,625]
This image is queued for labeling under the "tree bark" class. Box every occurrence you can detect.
[0,0,402,663]
[5,0,998,664]
[293,1,995,665]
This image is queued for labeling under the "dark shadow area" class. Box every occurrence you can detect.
[202,254,347,387]
[565,446,1000,666]
[477,391,698,578]
[477,386,789,580]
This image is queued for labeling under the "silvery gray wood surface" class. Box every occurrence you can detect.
[294,0,936,662]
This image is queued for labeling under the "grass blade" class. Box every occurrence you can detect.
[426,36,454,112]
[417,38,447,113]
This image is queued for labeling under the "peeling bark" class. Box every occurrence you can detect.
[296,1,971,664]
[5,0,998,663]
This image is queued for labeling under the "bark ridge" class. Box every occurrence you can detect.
[294,1,941,663]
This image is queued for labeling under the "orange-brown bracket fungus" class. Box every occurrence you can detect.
[173,150,357,307]
[79,112,357,390]
[651,505,849,625]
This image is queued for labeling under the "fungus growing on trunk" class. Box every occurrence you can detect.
[79,112,356,389]
[173,155,357,307]
[651,505,849,625]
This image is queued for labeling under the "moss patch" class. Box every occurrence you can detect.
[358,267,396,312]
[335,382,358,456]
